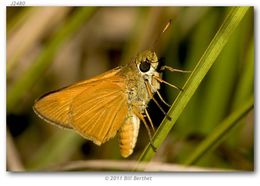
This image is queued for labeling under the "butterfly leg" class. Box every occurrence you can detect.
[160,65,191,73]
[132,106,157,152]
[144,108,155,132]
[155,90,171,107]
[153,75,183,91]
[144,80,172,121]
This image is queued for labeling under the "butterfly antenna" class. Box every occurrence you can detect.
[152,19,172,51]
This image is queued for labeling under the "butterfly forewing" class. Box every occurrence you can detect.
[33,86,87,129]
[33,67,127,136]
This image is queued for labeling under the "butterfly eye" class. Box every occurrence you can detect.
[139,61,151,73]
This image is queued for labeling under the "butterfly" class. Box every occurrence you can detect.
[33,20,189,158]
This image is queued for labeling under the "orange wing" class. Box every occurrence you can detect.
[33,67,127,137]
[70,80,128,145]
[33,85,84,129]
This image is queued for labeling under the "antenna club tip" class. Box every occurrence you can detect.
[167,19,172,26]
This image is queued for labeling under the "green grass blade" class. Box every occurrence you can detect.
[7,7,96,112]
[184,96,254,165]
[176,8,220,136]
[138,7,250,163]
[232,38,254,109]
[199,8,253,135]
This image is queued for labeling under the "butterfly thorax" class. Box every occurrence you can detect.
[119,50,160,113]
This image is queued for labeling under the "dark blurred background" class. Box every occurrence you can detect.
[6,7,254,171]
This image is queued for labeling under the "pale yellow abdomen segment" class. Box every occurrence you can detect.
[118,114,140,158]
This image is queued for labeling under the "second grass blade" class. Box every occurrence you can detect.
[184,96,254,165]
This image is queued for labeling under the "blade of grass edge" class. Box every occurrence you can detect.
[137,7,250,165]
[184,96,254,165]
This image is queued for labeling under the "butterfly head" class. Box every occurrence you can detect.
[135,50,159,76]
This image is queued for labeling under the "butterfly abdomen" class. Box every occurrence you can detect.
[118,114,140,158]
